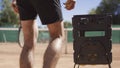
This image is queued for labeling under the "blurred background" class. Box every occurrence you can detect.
[0,0,120,43]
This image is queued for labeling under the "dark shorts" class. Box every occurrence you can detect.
[16,0,63,25]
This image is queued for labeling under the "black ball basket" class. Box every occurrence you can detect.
[72,14,112,68]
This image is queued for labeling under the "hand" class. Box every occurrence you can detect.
[11,0,19,13]
[64,0,76,10]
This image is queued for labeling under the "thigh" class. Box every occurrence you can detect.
[21,20,38,46]
[47,21,64,39]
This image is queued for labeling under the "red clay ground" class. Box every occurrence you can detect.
[0,43,120,68]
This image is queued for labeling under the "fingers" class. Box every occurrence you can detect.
[11,0,19,13]
[64,0,76,10]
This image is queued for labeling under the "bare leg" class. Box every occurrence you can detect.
[43,21,64,68]
[20,20,38,68]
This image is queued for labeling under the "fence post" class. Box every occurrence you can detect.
[64,29,68,54]
[3,33,7,42]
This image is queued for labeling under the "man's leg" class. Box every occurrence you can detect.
[43,21,64,68]
[20,20,38,68]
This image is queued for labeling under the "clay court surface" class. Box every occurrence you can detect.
[0,43,120,68]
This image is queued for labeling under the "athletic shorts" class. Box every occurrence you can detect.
[16,0,63,25]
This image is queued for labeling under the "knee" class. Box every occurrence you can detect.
[23,40,35,50]
[23,36,37,49]
[50,36,63,45]
[50,32,64,41]
[49,37,63,52]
